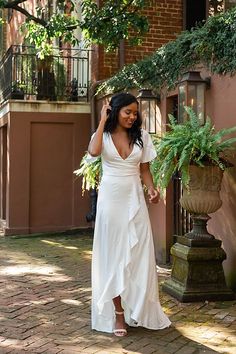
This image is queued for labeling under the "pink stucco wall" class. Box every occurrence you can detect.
[150,73,236,290]
[206,73,236,290]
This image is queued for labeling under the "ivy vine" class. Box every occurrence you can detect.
[98,7,236,95]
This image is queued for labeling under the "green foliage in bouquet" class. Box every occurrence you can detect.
[74,153,102,196]
[151,106,236,196]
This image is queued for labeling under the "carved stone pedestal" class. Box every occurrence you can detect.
[163,164,235,301]
[162,236,235,302]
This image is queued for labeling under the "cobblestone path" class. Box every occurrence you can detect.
[0,233,235,354]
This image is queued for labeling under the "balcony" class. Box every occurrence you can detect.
[0,45,90,103]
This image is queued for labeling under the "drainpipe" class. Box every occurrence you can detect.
[90,80,103,133]
[119,39,125,69]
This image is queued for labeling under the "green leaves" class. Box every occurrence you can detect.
[0,0,7,7]
[1,0,149,56]
[80,0,149,51]
[99,6,236,94]
[74,153,102,196]
[151,106,236,195]
[22,12,79,58]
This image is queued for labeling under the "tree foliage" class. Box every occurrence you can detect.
[80,0,149,50]
[98,6,236,95]
[0,0,149,56]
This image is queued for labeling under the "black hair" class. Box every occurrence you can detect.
[104,92,143,148]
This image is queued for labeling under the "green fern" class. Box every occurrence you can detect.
[151,106,236,195]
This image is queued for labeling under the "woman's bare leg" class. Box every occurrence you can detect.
[113,296,126,334]
[113,295,123,312]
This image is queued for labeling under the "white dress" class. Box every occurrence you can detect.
[91,129,171,333]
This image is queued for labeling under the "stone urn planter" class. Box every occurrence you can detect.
[152,106,236,301]
[179,164,223,241]
[180,164,223,214]
[163,164,235,302]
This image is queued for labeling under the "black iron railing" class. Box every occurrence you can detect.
[170,96,192,239]
[173,172,192,237]
[0,45,90,102]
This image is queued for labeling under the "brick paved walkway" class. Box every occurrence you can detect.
[0,232,235,354]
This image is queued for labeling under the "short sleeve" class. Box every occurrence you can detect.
[140,129,157,163]
[85,132,102,163]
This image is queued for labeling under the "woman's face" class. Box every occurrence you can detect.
[117,102,138,129]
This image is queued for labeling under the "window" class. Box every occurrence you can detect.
[183,0,207,30]
[184,1,236,30]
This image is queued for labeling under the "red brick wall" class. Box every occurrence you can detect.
[92,0,183,82]
[90,45,120,83]
[6,0,46,48]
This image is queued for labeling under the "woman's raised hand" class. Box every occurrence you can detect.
[100,104,111,124]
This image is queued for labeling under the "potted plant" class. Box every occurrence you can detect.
[74,153,102,196]
[157,107,236,301]
[151,106,236,240]
[151,106,236,194]
[11,80,25,99]
[74,154,102,222]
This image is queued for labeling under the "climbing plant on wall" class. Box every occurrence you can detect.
[98,7,236,95]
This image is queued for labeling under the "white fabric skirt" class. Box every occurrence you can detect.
[91,173,171,333]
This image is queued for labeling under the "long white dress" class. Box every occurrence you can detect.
[91,129,171,333]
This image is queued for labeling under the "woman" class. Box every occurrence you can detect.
[88,92,171,336]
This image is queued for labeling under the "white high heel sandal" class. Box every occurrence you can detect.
[113,311,127,337]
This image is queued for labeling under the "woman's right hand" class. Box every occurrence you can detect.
[88,104,111,156]
[100,104,111,124]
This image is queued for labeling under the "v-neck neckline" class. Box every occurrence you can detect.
[109,133,134,161]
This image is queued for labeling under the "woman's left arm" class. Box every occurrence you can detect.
[140,162,160,204]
